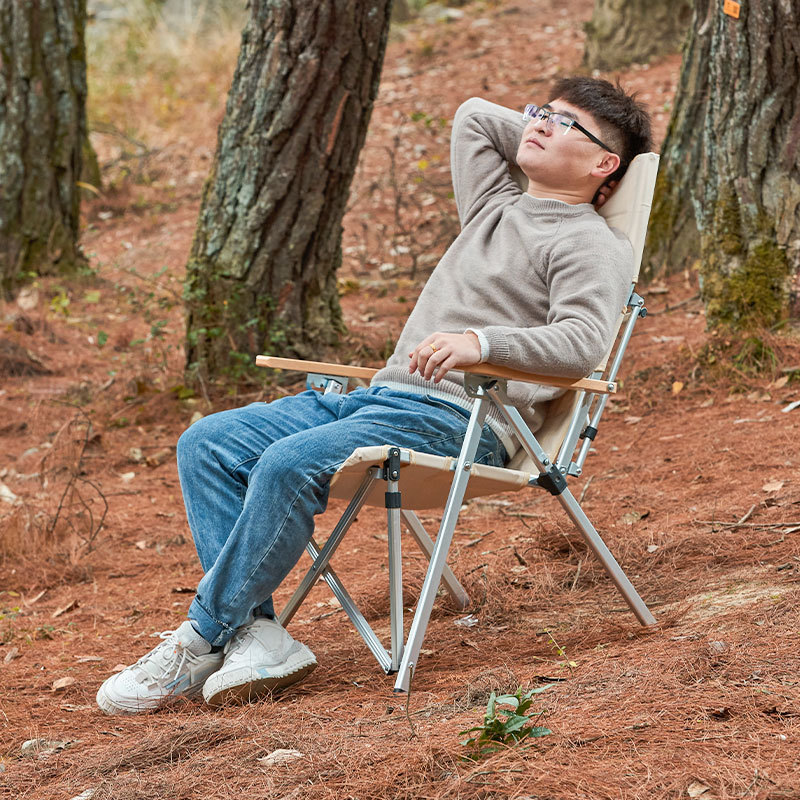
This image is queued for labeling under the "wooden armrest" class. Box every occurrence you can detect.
[255,355,615,394]
[256,355,376,380]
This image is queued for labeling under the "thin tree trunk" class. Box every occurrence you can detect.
[583,0,691,72]
[0,0,87,294]
[645,0,799,325]
[185,0,393,378]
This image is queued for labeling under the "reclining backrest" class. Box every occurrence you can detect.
[507,152,660,471]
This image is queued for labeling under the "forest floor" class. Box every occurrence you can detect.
[2,1,800,798]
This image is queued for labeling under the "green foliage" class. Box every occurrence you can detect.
[460,685,552,758]
[732,335,778,374]
[49,288,71,316]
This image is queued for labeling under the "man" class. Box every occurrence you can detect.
[97,77,652,713]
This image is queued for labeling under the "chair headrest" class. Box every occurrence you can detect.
[598,152,660,280]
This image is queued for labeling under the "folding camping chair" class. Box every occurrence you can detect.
[257,150,660,694]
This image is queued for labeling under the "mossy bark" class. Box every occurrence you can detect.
[645,0,799,327]
[184,0,393,379]
[583,0,691,71]
[0,0,88,294]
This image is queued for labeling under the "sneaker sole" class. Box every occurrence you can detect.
[96,681,208,714]
[203,660,317,707]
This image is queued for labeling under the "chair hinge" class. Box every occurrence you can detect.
[580,425,598,441]
[535,464,568,496]
[383,447,402,508]
[383,447,401,481]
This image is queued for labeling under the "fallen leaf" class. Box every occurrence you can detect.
[127,447,143,463]
[461,638,480,650]
[171,586,195,594]
[646,544,659,553]
[135,540,148,550]
[24,589,46,606]
[762,480,784,493]
[454,614,478,628]
[4,647,20,662]
[672,381,684,394]
[781,399,800,414]
[146,448,172,467]
[53,599,79,618]
[0,481,19,504]
[119,471,135,483]
[16,287,39,311]
[257,748,304,767]
[687,781,713,798]
[52,677,77,691]
[624,415,642,424]
[75,655,103,663]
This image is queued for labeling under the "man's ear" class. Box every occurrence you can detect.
[591,152,621,181]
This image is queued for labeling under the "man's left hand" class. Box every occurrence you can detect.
[408,332,481,383]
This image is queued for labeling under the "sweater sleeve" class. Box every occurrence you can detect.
[450,98,526,227]
[476,227,635,378]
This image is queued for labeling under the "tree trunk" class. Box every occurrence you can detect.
[583,0,691,71]
[645,0,799,326]
[0,0,87,295]
[184,0,393,378]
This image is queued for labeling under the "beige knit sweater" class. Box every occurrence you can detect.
[372,98,634,453]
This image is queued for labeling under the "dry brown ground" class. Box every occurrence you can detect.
[2,2,800,798]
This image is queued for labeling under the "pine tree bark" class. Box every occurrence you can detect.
[0,0,87,294]
[645,0,799,325]
[583,0,691,71]
[184,0,393,378]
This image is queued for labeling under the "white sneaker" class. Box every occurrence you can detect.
[96,621,224,714]
[202,618,317,706]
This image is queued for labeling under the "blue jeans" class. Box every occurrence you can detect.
[176,386,506,646]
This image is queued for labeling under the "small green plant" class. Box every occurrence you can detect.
[460,685,552,758]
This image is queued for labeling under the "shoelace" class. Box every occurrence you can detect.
[133,629,202,684]
[225,627,253,656]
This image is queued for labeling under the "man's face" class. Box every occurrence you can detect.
[515,99,613,190]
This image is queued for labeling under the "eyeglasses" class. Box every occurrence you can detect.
[523,103,615,153]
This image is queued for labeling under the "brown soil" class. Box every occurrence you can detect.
[2,2,799,799]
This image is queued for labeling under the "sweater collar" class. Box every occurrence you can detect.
[516,193,597,216]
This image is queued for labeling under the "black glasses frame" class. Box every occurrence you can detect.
[523,104,616,155]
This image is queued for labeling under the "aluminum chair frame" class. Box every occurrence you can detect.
[268,282,655,694]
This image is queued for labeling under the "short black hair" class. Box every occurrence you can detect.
[548,76,652,181]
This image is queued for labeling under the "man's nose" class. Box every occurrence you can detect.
[533,117,551,136]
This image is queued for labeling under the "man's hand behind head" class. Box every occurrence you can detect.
[593,179,618,210]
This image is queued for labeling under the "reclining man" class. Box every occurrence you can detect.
[97,76,652,713]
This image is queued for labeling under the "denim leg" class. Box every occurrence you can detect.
[176,391,340,574]
[185,388,505,647]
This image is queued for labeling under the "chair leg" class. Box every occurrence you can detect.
[401,510,470,611]
[279,469,377,627]
[309,537,394,673]
[555,487,656,626]
[393,391,490,693]
[387,470,404,672]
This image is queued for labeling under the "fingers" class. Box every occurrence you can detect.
[408,335,437,376]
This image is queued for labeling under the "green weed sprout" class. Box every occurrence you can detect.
[460,685,552,758]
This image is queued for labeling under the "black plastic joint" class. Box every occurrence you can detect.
[580,425,598,441]
[535,464,568,496]
[383,447,401,481]
[385,491,402,509]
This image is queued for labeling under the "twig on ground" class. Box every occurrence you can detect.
[734,504,757,527]
[405,665,417,739]
[578,476,594,504]
[570,560,583,591]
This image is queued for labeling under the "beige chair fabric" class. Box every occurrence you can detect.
[329,445,532,510]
